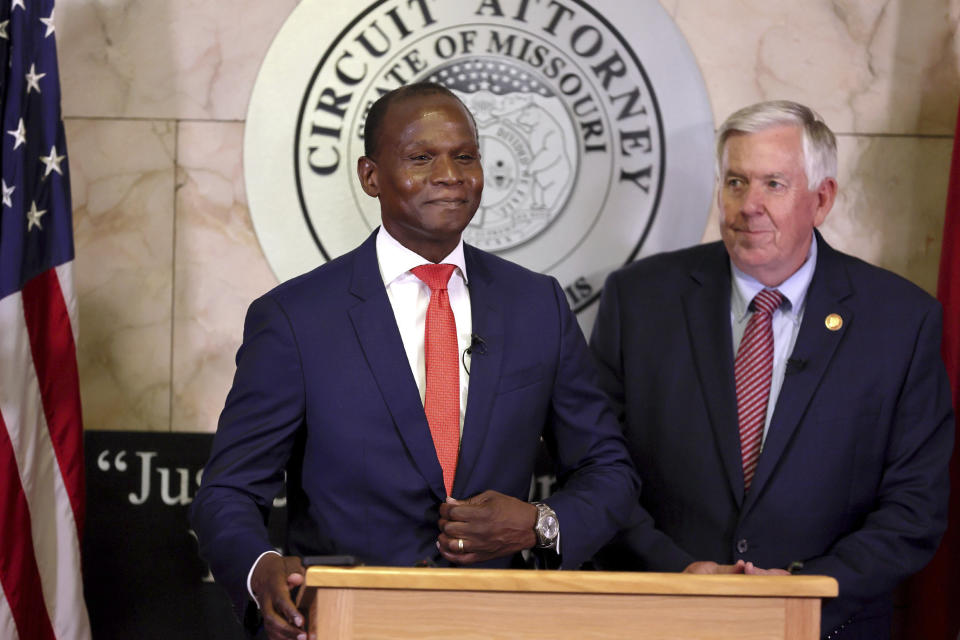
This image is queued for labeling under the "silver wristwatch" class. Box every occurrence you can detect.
[532,502,559,550]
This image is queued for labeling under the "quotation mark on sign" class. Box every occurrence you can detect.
[97,449,128,472]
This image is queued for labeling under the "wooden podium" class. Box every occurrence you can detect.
[299,566,837,639]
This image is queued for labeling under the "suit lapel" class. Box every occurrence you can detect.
[452,246,504,497]
[744,233,853,511]
[347,232,447,501]
[683,245,744,505]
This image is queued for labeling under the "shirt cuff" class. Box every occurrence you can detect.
[247,549,282,608]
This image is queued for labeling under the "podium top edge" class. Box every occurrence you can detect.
[303,567,838,598]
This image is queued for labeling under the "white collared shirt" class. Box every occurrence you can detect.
[376,226,473,433]
[730,235,818,447]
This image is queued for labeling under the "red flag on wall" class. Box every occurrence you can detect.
[934,102,960,640]
[900,103,960,640]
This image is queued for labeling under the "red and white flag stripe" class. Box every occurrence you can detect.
[0,262,90,639]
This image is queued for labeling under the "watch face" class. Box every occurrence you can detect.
[540,515,559,541]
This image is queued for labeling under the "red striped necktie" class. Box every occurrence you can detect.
[411,263,460,496]
[735,288,783,492]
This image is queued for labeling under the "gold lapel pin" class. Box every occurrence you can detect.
[825,313,843,331]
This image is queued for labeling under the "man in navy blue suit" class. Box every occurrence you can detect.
[190,83,638,639]
[591,100,954,639]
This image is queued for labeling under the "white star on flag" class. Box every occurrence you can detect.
[26,200,46,231]
[0,19,9,40]
[7,118,26,149]
[2,180,14,208]
[40,9,55,37]
[25,63,46,94]
[40,145,65,176]
[12,0,26,11]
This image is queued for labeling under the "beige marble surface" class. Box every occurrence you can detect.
[67,118,176,430]
[171,122,277,431]
[671,0,960,135]
[824,135,953,293]
[57,0,298,119]
[54,0,959,431]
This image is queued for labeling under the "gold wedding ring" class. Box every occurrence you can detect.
[458,538,464,552]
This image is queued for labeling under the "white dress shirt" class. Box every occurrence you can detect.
[730,235,817,448]
[376,226,473,433]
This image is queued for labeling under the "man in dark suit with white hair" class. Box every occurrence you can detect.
[591,100,954,639]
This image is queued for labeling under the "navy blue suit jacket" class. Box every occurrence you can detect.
[590,233,953,639]
[190,231,638,614]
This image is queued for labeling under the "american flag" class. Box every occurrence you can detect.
[0,0,90,638]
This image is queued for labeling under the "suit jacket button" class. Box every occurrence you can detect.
[737,539,749,554]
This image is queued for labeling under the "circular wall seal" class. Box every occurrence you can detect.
[245,0,714,331]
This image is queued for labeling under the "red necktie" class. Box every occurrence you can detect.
[411,263,460,496]
[735,288,782,492]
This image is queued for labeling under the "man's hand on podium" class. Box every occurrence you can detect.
[437,490,539,564]
[251,553,307,640]
[743,561,790,576]
[683,559,789,575]
[684,560,747,574]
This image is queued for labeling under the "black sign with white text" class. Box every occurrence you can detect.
[82,431,286,639]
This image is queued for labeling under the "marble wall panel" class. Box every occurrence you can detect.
[56,0,299,120]
[52,0,960,130]
[824,135,953,294]
[51,0,959,433]
[670,0,960,134]
[700,135,953,296]
[66,118,176,430]
[172,121,278,432]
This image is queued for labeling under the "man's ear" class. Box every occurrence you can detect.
[357,156,379,197]
[813,176,838,227]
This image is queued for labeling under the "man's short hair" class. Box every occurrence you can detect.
[363,82,477,159]
[716,100,837,190]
